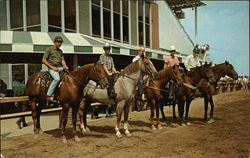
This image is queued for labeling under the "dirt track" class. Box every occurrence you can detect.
[1,90,250,158]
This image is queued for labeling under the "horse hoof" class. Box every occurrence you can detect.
[86,127,90,132]
[39,130,44,134]
[116,134,122,138]
[157,125,163,129]
[151,125,157,130]
[207,119,214,124]
[186,122,191,126]
[75,136,81,142]
[62,138,67,144]
[181,123,186,126]
[34,134,39,139]
[125,132,131,137]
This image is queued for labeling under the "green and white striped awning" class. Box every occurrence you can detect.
[0,30,173,60]
[0,30,105,54]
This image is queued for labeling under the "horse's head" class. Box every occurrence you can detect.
[222,61,238,80]
[167,65,184,85]
[90,62,109,88]
[140,56,158,79]
[199,62,216,84]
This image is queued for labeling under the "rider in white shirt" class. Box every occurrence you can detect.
[132,46,145,62]
[184,47,201,71]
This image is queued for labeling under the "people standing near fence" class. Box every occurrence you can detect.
[12,74,28,129]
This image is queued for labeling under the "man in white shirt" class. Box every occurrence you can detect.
[132,46,145,62]
[184,47,201,71]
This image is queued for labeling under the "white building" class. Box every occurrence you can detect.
[0,0,205,89]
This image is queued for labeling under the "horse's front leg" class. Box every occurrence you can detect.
[72,106,80,142]
[115,100,125,138]
[159,99,167,122]
[172,99,177,120]
[61,103,70,143]
[30,100,39,135]
[149,99,157,130]
[123,100,132,136]
[36,102,43,133]
[155,99,162,129]
[79,98,90,133]
[207,95,215,124]
[185,98,192,125]
[204,95,209,123]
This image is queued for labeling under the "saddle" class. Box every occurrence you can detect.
[37,71,65,93]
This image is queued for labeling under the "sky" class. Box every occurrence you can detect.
[179,1,249,76]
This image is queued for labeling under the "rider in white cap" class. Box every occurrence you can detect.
[99,42,118,98]
[164,45,180,69]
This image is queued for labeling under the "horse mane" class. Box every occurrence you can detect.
[71,63,94,75]
[157,67,171,80]
[120,60,140,76]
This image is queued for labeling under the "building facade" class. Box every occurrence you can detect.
[0,0,196,89]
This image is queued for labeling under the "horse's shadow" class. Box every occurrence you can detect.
[45,128,108,139]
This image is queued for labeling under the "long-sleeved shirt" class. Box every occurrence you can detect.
[184,54,201,71]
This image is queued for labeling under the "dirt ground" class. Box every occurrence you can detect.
[1,90,250,158]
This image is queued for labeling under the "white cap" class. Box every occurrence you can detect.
[170,45,176,51]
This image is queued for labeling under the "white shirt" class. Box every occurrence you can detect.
[184,54,201,71]
[132,55,141,62]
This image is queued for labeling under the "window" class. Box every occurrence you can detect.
[65,0,76,32]
[92,0,101,36]
[103,0,111,39]
[122,0,129,43]
[113,0,120,41]
[48,0,61,32]
[138,0,143,45]
[28,64,42,76]
[26,0,41,31]
[92,4,101,36]
[145,2,150,47]
[10,0,23,30]
[113,13,120,41]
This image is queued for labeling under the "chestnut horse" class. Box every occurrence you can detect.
[72,57,158,141]
[199,61,238,123]
[146,65,184,130]
[26,62,108,136]
[160,63,216,125]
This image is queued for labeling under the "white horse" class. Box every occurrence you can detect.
[79,56,158,138]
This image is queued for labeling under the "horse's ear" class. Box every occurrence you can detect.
[141,53,145,59]
[225,60,229,65]
[204,62,208,66]
[209,62,212,67]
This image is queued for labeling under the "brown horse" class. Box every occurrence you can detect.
[146,65,184,130]
[160,63,216,125]
[199,61,238,123]
[26,62,109,137]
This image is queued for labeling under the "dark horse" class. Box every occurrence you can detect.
[199,61,238,123]
[26,62,109,137]
[146,65,184,130]
[160,63,216,125]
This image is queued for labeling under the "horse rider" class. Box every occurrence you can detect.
[184,46,201,71]
[42,36,69,102]
[99,42,119,98]
[132,46,147,102]
[163,45,181,100]
[184,46,203,97]
[164,45,180,69]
